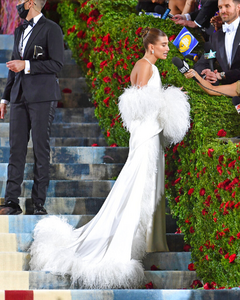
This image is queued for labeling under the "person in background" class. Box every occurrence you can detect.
[185,68,240,96]
[194,0,240,85]
[171,0,218,29]
[136,0,165,13]
[0,0,64,215]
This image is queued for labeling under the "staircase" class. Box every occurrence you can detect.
[1,34,238,299]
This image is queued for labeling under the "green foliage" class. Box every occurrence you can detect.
[58,0,240,287]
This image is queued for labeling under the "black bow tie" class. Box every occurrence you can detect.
[22,19,34,30]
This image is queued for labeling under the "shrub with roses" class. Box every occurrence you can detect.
[57,0,240,287]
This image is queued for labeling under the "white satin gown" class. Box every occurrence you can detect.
[30,58,190,289]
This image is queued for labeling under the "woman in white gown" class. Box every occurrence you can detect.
[30,27,190,289]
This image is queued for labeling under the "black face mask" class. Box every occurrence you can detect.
[16,0,30,19]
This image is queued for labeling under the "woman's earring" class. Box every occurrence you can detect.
[152,50,154,54]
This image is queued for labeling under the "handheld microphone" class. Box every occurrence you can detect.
[172,56,233,97]
[232,96,240,114]
[204,42,216,72]
[184,53,199,62]
[172,57,199,82]
[204,42,218,86]
[154,6,173,19]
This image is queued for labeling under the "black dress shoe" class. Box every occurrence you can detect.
[0,201,22,215]
[33,203,48,215]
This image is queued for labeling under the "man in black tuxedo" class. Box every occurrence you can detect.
[194,0,240,85]
[0,0,64,215]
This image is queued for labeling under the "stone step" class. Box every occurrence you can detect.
[0,50,12,63]
[143,252,191,271]
[0,63,8,78]
[0,197,177,233]
[60,92,92,108]
[1,123,103,138]
[0,252,191,272]
[59,78,87,94]
[0,232,183,252]
[0,35,14,50]
[0,270,198,290]
[0,147,129,164]
[0,179,115,198]
[0,136,108,147]
[1,107,98,124]
[58,64,83,78]
[0,163,124,180]
[0,197,106,215]
[0,290,239,300]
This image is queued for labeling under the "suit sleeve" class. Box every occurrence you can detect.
[190,0,218,28]
[224,69,240,84]
[30,23,64,75]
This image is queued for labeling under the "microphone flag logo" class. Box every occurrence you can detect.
[172,27,198,56]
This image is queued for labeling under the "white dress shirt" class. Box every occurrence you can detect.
[1,13,43,105]
[224,17,240,68]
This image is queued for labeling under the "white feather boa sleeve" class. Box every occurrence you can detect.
[118,85,191,145]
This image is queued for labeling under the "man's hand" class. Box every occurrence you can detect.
[201,69,218,83]
[6,60,25,73]
[172,14,186,22]
[0,103,7,120]
[174,20,198,28]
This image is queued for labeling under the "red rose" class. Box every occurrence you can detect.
[175,196,180,203]
[188,263,196,271]
[202,208,208,216]
[150,265,160,270]
[228,160,236,168]
[208,148,214,158]
[190,226,195,233]
[199,188,206,196]
[81,1,88,8]
[229,254,237,263]
[188,188,194,195]
[103,97,110,107]
[62,88,72,94]
[217,129,227,137]
[80,13,88,21]
[103,76,111,83]
[218,155,224,164]
[145,281,154,289]
[91,143,98,147]
[190,279,203,289]
[174,177,181,184]
[102,33,111,45]
[87,62,94,69]
[135,27,143,35]
[183,244,191,252]
[124,75,130,83]
[110,143,118,147]
[169,34,176,42]
[77,30,86,39]
[100,60,108,69]
[224,253,229,259]
[107,130,110,137]
[204,282,214,290]
[237,232,240,239]
[104,87,111,94]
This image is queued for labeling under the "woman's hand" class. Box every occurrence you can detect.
[184,69,195,79]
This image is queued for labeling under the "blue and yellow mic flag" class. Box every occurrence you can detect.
[173,27,198,56]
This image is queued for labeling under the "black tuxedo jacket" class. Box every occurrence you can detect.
[194,23,240,84]
[3,16,64,103]
[190,0,218,28]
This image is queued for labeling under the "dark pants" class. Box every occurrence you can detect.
[5,99,57,206]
